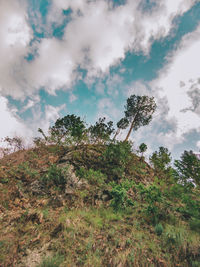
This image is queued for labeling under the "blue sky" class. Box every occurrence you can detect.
[0,0,200,159]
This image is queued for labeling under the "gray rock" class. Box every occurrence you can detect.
[29,180,46,196]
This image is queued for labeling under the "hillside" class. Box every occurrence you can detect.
[0,142,200,267]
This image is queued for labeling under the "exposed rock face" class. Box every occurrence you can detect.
[58,162,88,195]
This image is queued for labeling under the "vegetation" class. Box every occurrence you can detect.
[0,94,199,266]
[122,95,156,141]
[174,150,200,186]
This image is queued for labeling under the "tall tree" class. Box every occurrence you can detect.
[124,95,156,141]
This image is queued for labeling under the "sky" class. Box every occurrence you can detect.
[0,0,200,159]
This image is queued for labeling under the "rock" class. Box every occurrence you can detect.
[57,164,88,195]
[29,180,46,196]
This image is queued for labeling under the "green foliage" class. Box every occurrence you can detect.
[37,255,64,267]
[139,143,147,157]
[89,117,114,143]
[137,184,163,224]
[155,223,163,236]
[174,150,200,186]
[178,194,200,220]
[77,168,106,186]
[124,95,157,141]
[150,147,171,171]
[113,117,129,140]
[189,218,200,233]
[110,183,134,211]
[103,141,132,180]
[41,164,68,190]
[164,226,183,247]
[49,114,86,144]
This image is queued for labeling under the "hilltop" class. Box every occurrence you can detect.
[0,141,200,267]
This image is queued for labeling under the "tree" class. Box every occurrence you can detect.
[89,117,114,143]
[49,114,86,144]
[139,143,147,157]
[149,147,171,171]
[149,147,172,182]
[124,95,156,141]
[174,150,200,186]
[113,117,129,140]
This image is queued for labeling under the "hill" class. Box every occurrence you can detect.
[0,142,200,267]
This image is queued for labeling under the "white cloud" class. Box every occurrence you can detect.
[0,96,31,140]
[26,0,196,95]
[149,23,200,148]
[0,0,196,99]
[0,0,33,99]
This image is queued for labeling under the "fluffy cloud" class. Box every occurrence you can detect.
[0,0,197,99]
[149,24,200,149]
[0,0,32,99]
[24,0,197,96]
[0,96,31,139]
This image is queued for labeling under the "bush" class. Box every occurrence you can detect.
[189,218,200,233]
[179,195,200,220]
[103,141,132,180]
[155,223,163,236]
[41,164,68,191]
[77,168,106,186]
[110,182,134,211]
[136,184,163,224]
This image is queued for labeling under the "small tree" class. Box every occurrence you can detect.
[124,95,156,141]
[89,117,114,143]
[49,114,86,144]
[113,117,129,140]
[174,150,200,186]
[149,147,171,171]
[3,136,25,153]
[139,143,147,157]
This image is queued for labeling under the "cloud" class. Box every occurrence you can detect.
[0,0,33,99]
[97,97,121,121]
[0,96,31,140]
[149,23,200,149]
[0,0,197,99]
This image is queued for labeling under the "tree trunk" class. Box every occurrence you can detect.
[124,120,134,141]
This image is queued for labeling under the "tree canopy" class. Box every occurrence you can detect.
[174,150,200,186]
[123,95,157,141]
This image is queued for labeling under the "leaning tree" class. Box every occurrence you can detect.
[123,95,157,141]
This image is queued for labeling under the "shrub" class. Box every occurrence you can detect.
[189,218,200,233]
[77,168,106,186]
[110,183,134,211]
[155,223,163,236]
[136,184,163,224]
[103,141,132,180]
[41,164,68,191]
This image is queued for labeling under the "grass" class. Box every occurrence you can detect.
[0,143,199,266]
